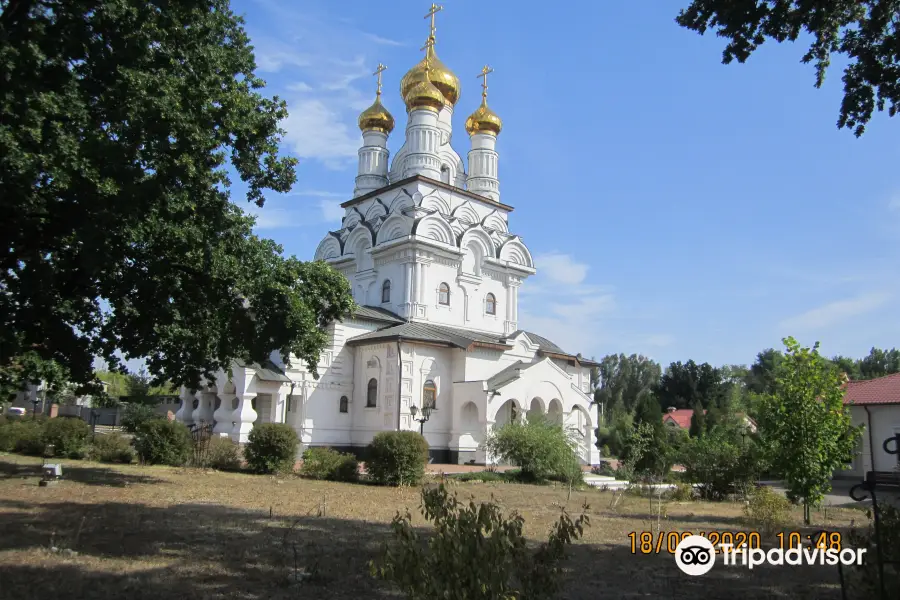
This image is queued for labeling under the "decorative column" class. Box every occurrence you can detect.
[176,388,195,427]
[212,392,235,437]
[230,394,257,443]
[478,419,495,466]
[192,391,214,425]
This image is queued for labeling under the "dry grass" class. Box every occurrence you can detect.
[0,454,869,599]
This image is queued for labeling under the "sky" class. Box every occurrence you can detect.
[223,0,900,369]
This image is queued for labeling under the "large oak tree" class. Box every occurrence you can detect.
[677,1,900,135]
[0,0,354,392]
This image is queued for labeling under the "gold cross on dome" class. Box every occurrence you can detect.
[424,3,443,38]
[420,37,435,68]
[373,63,387,97]
[478,65,494,98]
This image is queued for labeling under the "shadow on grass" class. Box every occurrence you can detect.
[0,496,870,600]
[0,460,165,488]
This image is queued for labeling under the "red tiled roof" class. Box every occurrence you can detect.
[662,409,697,429]
[842,372,900,406]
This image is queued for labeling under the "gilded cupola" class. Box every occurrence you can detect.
[403,38,447,113]
[399,4,460,106]
[358,63,395,134]
[465,65,502,136]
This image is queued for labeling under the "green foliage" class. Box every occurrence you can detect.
[591,462,617,478]
[688,401,706,437]
[42,418,91,458]
[757,337,862,522]
[369,483,590,600]
[0,0,355,392]
[244,423,298,474]
[743,486,792,536]
[669,483,695,501]
[133,420,193,466]
[676,0,900,136]
[680,428,762,500]
[856,346,900,380]
[121,403,162,433]
[0,419,44,453]
[366,431,430,486]
[89,433,135,464]
[655,359,730,411]
[450,470,513,483]
[485,415,582,484]
[300,447,359,482]
[205,436,242,471]
[593,353,661,415]
[846,504,900,595]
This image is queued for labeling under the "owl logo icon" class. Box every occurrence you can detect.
[675,535,716,576]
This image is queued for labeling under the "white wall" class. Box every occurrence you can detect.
[841,405,900,477]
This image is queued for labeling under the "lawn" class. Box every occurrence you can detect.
[0,454,870,599]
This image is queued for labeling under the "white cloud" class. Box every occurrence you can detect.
[779,291,892,331]
[643,334,675,348]
[533,252,589,285]
[889,194,900,212]
[319,199,345,223]
[286,82,313,92]
[281,99,360,170]
[363,32,404,47]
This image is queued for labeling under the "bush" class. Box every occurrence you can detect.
[0,419,47,455]
[121,403,161,433]
[300,447,359,482]
[669,482,695,501]
[485,416,582,484]
[89,433,135,464]
[370,483,589,599]
[450,470,513,483]
[681,429,762,501]
[133,419,193,466]
[206,436,242,471]
[366,430,429,486]
[244,423,298,474]
[600,444,611,458]
[43,418,91,458]
[591,462,616,477]
[744,486,792,536]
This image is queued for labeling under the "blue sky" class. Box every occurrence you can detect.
[227,0,900,369]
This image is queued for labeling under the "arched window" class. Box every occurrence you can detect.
[440,165,450,184]
[381,280,391,303]
[339,396,349,413]
[423,379,437,409]
[485,293,496,315]
[286,395,292,413]
[366,378,378,407]
[438,282,450,305]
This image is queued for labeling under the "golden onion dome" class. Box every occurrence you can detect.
[405,77,444,112]
[358,96,394,134]
[465,97,502,136]
[400,38,460,107]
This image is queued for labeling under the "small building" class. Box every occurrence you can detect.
[838,372,900,478]
[661,406,757,433]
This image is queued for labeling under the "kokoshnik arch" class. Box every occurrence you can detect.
[175,4,601,466]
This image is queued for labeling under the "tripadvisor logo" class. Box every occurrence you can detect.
[674,535,867,576]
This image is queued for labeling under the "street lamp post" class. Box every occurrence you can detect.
[409,404,435,436]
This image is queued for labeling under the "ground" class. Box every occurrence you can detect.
[0,454,874,600]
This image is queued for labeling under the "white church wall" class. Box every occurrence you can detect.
[405,344,455,449]
[350,343,396,446]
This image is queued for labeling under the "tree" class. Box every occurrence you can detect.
[655,360,728,410]
[0,0,354,392]
[485,415,581,483]
[0,351,71,403]
[593,353,661,419]
[676,1,900,136]
[744,349,784,395]
[829,354,862,381]
[857,347,900,380]
[688,400,707,437]
[757,337,862,524]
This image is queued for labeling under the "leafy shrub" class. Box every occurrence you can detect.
[370,483,589,599]
[846,504,900,595]
[206,436,242,471]
[591,462,616,477]
[0,419,47,455]
[121,403,161,433]
[681,429,762,501]
[669,482,694,501]
[743,486,792,535]
[485,416,582,483]
[42,417,91,458]
[133,419,193,466]
[89,433,135,464]
[300,447,359,482]
[244,423,298,474]
[366,430,429,486]
[601,444,611,458]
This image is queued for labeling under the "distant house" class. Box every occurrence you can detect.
[837,372,900,478]
[662,406,757,433]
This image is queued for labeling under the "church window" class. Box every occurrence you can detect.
[438,282,450,305]
[381,280,391,303]
[485,293,496,315]
[339,396,349,413]
[366,378,378,407]
[286,395,292,413]
[423,379,437,409]
[440,165,450,184]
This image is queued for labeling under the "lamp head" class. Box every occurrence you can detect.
[410,405,418,418]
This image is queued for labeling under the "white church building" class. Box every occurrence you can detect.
[176,7,601,466]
